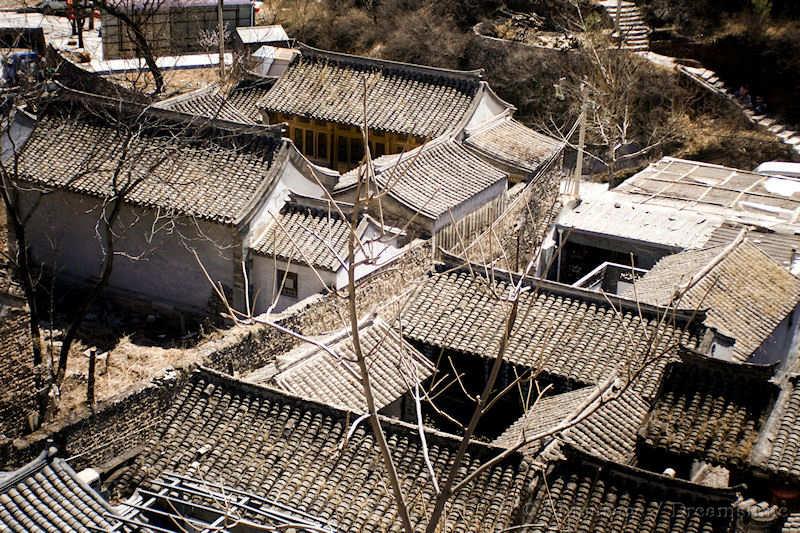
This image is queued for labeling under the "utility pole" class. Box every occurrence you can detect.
[217,0,225,79]
[568,83,588,206]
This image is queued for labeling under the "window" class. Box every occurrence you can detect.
[337,136,348,163]
[293,127,303,152]
[277,269,298,298]
[305,130,315,158]
[350,138,364,164]
[374,142,386,157]
[317,132,328,160]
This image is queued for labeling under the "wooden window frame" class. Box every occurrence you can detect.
[277,269,298,298]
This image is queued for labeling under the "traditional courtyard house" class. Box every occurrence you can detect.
[638,351,780,484]
[9,95,337,317]
[153,82,258,125]
[247,196,404,312]
[399,264,706,436]
[460,109,564,182]
[100,0,253,59]
[0,282,37,441]
[554,157,800,283]
[245,316,433,420]
[114,368,529,532]
[623,238,800,364]
[256,44,513,172]
[333,138,508,237]
[0,448,124,530]
[519,445,742,532]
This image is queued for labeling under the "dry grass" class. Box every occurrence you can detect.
[674,112,795,170]
[106,67,222,97]
[54,332,213,417]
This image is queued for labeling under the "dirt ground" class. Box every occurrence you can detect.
[107,67,224,98]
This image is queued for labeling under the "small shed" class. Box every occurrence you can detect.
[234,24,289,51]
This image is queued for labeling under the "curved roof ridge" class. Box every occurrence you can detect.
[296,42,484,83]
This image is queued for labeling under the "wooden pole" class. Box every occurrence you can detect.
[572,84,588,201]
[217,0,225,79]
[87,349,96,406]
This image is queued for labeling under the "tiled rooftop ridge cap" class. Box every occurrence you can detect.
[53,83,285,138]
[192,366,521,462]
[0,447,57,492]
[677,345,780,381]
[556,444,745,502]
[296,42,485,85]
[433,258,708,326]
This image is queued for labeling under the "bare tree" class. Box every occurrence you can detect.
[93,0,167,94]
[0,63,241,418]
[536,2,691,179]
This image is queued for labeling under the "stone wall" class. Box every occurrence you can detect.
[1,369,185,470]
[0,293,38,442]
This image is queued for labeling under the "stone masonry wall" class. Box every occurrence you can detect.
[1,370,185,470]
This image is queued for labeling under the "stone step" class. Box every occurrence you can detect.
[759,117,777,128]
[769,124,787,135]
[778,130,798,141]
[784,136,800,146]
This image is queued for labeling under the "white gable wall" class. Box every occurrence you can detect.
[251,256,336,314]
[19,188,238,314]
[463,86,512,132]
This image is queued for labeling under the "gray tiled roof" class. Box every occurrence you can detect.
[155,83,257,124]
[624,240,800,362]
[258,45,482,138]
[494,385,649,464]
[119,368,527,532]
[400,268,704,394]
[703,221,800,270]
[520,446,740,533]
[464,116,562,174]
[251,317,434,412]
[765,375,800,481]
[16,106,282,226]
[250,204,352,271]
[784,513,800,532]
[226,82,273,122]
[361,140,507,220]
[640,353,779,468]
[0,451,120,531]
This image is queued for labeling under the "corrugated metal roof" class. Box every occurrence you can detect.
[236,25,289,44]
[617,157,800,224]
[557,193,723,249]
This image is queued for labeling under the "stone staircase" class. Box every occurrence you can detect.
[597,0,650,51]
[679,65,800,159]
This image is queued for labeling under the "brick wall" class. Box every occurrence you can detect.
[0,294,38,442]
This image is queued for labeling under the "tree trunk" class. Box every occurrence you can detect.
[54,198,121,387]
[96,2,165,93]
